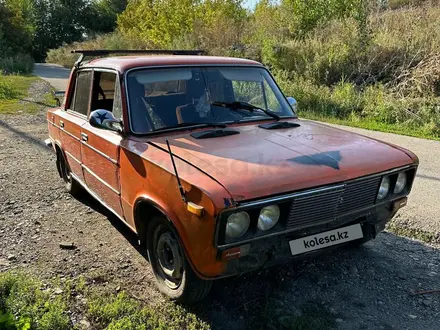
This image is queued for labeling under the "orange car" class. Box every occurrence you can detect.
[46,50,418,303]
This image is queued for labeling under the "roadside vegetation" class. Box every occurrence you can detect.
[0,271,339,330]
[0,271,209,330]
[45,0,440,140]
[0,74,49,113]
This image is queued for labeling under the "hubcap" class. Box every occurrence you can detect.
[156,231,183,289]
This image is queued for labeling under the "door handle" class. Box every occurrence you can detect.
[81,132,88,142]
[60,120,64,128]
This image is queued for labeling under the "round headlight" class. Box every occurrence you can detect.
[225,212,250,239]
[394,172,407,194]
[257,205,280,231]
[377,176,390,200]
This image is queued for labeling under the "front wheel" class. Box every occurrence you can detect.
[147,216,212,304]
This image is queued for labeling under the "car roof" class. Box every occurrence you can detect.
[81,55,263,72]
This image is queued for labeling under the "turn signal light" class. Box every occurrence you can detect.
[221,244,250,260]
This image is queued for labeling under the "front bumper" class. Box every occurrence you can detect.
[219,197,406,277]
[44,138,54,150]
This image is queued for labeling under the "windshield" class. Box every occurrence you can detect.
[126,66,295,134]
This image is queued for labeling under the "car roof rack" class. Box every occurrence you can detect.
[71,49,206,68]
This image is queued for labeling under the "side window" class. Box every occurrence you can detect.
[91,71,117,114]
[72,71,92,116]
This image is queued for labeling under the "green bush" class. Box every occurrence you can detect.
[0,75,20,100]
[0,55,34,74]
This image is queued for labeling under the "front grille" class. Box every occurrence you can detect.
[287,176,381,230]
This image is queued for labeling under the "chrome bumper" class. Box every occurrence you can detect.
[44,138,53,150]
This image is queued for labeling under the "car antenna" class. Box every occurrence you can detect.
[165,139,187,203]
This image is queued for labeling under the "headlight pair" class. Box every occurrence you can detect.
[225,205,280,239]
[377,172,407,200]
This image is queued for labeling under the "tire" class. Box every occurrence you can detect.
[57,150,82,196]
[147,216,212,304]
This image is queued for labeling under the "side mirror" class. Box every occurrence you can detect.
[53,90,65,107]
[287,96,297,111]
[89,109,122,133]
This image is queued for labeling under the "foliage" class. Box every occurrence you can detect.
[48,0,440,140]
[0,0,35,57]
[0,272,70,330]
[0,54,34,74]
[0,272,209,330]
[46,32,149,68]
[0,0,127,62]
[118,0,199,48]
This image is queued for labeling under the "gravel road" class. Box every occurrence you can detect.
[1,66,438,329]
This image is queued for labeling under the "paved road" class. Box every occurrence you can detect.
[33,63,440,235]
[33,63,71,91]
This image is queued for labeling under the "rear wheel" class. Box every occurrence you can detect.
[57,150,82,195]
[147,216,212,304]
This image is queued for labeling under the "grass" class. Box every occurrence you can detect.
[302,112,440,141]
[0,74,56,114]
[386,223,440,245]
[0,270,339,330]
[0,271,209,330]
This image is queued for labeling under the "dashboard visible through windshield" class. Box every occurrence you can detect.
[126,66,295,134]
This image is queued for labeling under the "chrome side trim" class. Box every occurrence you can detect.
[81,141,118,165]
[59,126,81,142]
[81,164,120,195]
[64,150,81,165]
[70,173,136,233]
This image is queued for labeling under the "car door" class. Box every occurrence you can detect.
[57,70,92,183]
[80,70,124,218]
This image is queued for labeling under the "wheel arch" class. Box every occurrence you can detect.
[133,197,204,279]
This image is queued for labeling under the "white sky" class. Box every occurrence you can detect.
[243,0,259,10]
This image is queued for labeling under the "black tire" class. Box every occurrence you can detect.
[147,216,212,304]
[57,150,82,196]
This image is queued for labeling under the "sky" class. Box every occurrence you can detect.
[243,0,259,10]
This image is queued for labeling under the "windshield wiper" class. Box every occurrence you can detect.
[152,122,227,132]
[211,101,280,120]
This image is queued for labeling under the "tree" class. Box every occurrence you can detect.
[118,0,200,48]
[0,0,34,56]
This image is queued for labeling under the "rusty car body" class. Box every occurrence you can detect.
[46,50,418,303]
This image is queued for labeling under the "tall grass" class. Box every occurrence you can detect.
[0,54,34,74]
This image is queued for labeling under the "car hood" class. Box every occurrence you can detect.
[149,120,414,201]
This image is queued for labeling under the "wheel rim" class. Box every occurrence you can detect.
[155,231,183,290]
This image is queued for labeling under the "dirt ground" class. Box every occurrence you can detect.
[1,80,439,329]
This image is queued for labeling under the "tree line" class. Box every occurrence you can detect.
[0,0,127,61]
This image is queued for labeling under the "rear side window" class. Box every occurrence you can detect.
[72,71,92,116]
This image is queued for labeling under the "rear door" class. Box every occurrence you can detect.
[80,70,124,218]
[58,70,92,183]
